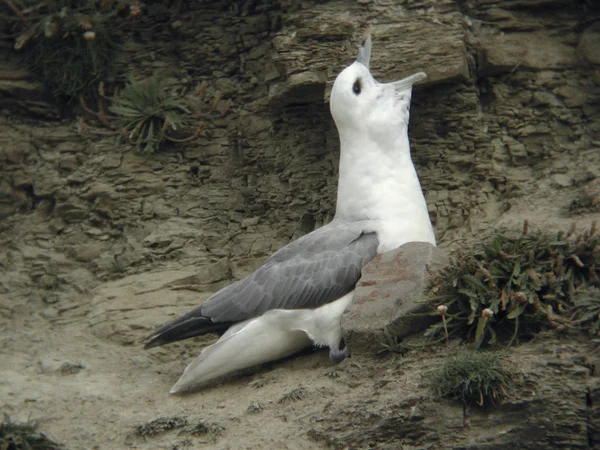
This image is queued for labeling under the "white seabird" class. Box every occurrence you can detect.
[144,36,436,394]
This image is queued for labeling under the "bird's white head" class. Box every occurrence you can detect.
[329,36,436,248]
[330,36,426,149]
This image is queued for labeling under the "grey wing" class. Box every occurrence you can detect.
[143,222,378,349]
[202,224,379,322]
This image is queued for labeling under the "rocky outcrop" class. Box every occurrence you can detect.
[1,0,598,294]
[342,242,450,354]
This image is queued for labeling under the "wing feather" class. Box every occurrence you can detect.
[143,220,378,348]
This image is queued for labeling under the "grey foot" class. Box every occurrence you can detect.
[329,338,351,363]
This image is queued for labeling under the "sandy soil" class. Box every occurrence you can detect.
[0,264,432,449]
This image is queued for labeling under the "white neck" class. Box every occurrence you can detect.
[334,128,436,252]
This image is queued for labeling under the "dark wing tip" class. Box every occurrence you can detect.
[143,336,165,350]
[142,314,232,349]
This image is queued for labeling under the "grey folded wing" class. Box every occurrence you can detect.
[143,221,379,348]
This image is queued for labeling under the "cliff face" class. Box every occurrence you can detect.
[0,1,599,449]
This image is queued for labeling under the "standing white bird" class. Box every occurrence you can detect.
[143,36,435,394]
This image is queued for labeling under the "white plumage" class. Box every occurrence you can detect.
[170,293,354,393]
[331,61,434,252]
[145,36,435,394]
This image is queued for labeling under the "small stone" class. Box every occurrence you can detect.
[241,217,260,228]
[58,362,85,375]
[508,141,528,161]
[38,274,58,289]
[12,170,32,188]
[36,198,54,216]
[215,78,238,95]
[59,154,79,171]
[100,153,122,169]
[247,402,263,414]
[56,204,88,223]
[532,92,562,108]
[29,291,43,303]
[557,86,588,108]
[48,217,67,233]
[85,227,104,236]
[40,306,58,319]
[578,23,600,65]
[409,405,425,421]
[43,292,59,304]
[552,174,571,188]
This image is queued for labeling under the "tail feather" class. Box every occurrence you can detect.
[143,313,232,349]
[169,312,314,394]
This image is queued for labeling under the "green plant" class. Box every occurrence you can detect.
[0,412,64,449]
[377,326,407,355]
[434,352,513,407]
[6,0,129,101]
[426,222,599,348]
[109,74,200,154]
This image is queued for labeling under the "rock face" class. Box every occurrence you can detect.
[342,242,449,354]
[1,0,598,290]
[1,0,599,449]
[88,269,213,346]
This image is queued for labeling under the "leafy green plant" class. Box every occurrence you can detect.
[109,75,200,154]
[434,352,513,407]
[377,326,407,355]
[0,412,64,449]
[5,0,130,101]
[426,222,599,348]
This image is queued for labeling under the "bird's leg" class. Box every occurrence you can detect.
[329,337,351,363]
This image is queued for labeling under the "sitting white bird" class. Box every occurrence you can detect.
[144,35,435,394]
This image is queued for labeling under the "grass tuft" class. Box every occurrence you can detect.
[0,412,64,449]
[434,352,513,407]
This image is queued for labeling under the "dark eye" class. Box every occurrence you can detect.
[353,79,361,95]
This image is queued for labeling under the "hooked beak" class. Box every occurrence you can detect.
[390,72,427,91]
[357,35,426,91]
[356,35,372,69]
